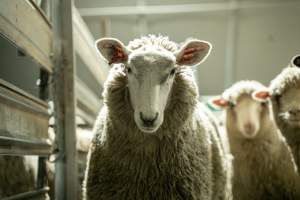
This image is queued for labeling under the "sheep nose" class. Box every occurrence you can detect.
[289,109,300,116]
[244,123,254,134]
[140,112,158,127]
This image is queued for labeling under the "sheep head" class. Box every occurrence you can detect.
[270,55,300,128]
[95,36,211,133]
[272,87,300,128]
[211,81,271,139]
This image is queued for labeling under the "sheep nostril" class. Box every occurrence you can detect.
[140,112,159,127]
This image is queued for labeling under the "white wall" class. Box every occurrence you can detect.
[77,0,300,95]
[235,5,300,87]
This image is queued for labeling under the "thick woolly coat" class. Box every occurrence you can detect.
[270,66,300,171]
[0,156,35,198]
[83,64,231,200]
[222,81,300,200]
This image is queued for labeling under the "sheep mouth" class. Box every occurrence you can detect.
[287,118,300,125]
[283,116,300,127]
[241,131,258,139]
[289,118,300,122]
[138,125,160,133]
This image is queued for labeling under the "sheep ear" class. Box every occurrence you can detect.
[291,54,300,68]
[95,38,130,65]
[209,97,228,110]
[252,90,271,102]
[175,40,212,67]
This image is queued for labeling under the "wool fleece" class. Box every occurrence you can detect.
[83,36,231,200]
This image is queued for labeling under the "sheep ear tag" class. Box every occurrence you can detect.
[209,97,228,110]
[252,91,270,102]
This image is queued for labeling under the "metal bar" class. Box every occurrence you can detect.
[40,0,52,23]
[0,92,49,117]
[29,0,52,28]
[0,0,53,72]
[0,79,50,154]
[2,187,49,200]
[52,0,78,199]
[0,134,52,156]
[79,1,300,17]
[0,79,48,108]
[100,17,111,37]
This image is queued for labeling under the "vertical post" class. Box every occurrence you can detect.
[101,17,111,37]
[224,0,238,88]
[52,0,78,200]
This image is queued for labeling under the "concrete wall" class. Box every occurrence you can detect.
[235,5,300,87]
[78,0,300,95]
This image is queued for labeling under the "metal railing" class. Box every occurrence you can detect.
[0,0,108,199]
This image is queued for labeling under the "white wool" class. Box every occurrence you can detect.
[222,80,268,104]
[269,66,300,95]
[84,35,232,200]
[127,34,178,52]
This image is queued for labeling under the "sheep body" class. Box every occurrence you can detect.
[0,156,36,198]
[222,81,300,200]
[83,45,231,200]
[270,63,300,170]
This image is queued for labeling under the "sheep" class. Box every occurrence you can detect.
[269,54,300,170]
[82,35,232,200]
[211,80,300,200]
[0,155,36,198]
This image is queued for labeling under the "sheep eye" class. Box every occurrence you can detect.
[170,68,176,76]
[229,102,235,108]
[273,94,282,102]
[261,102,267,106]
[275,94,282,100]
[274,94,282,105]
[127,67,132,74]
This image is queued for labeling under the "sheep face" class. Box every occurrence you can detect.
[126,49,177,133]
[212,88,271,139]
[275,87,300,128]
[229,94,268,139]
[95,37,211,133]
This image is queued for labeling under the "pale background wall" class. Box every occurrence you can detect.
[0,0,299,98]
[75,0,300,95]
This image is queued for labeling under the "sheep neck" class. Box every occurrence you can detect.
[226,111,283,179]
